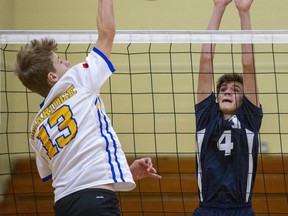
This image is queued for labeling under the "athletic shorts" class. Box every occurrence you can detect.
[192,206,255,216]
[54,188,120,216]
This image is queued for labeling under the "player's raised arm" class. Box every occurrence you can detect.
[197,0,232,103]
[235,0,259,106]
[95,0,115,59]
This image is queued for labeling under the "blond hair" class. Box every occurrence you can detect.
[15,38,58,97]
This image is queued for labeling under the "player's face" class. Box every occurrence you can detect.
[217,81,244,117]
[51,52,70,80]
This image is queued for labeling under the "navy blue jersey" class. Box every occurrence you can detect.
[195,93,263,208]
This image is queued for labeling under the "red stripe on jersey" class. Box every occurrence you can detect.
[82,63,89,68]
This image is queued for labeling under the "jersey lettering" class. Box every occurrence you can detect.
[217,130,234,156]
[37,105,78,159]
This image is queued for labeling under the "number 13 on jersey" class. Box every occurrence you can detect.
[37,105,78,159]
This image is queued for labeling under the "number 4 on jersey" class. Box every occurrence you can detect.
[217,130,234,156]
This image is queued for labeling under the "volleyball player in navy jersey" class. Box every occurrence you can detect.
[192,0,263,215]
[15,0,161,215]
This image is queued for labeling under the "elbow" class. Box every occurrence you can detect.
[105,26,116,39]
[242,57,254,70]
[98,26,116,42]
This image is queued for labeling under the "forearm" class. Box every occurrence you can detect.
[201,3,227,55]
[236,0,254,66]
[239,9,254,70]
[95,0,115,57]
[198,2,229,102]
[97,0,115,34]
[237,1,259,105]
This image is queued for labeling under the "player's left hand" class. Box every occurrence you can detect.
[130,157,162,180]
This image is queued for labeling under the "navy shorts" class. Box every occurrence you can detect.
[192,206,255,216]
[54,188,120,216]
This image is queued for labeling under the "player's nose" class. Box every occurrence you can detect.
[224,89,232,95]
[64,60,70,67]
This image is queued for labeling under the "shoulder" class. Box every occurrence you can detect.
[86,48,115,73]
[195,93,216,112]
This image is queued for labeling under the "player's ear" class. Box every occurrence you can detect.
[47,72,58,86]
[215,94,219,103]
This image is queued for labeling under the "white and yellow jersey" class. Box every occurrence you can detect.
[30,47,135,202]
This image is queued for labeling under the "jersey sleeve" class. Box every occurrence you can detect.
[195,93,219,131]
[67,47,115,93]
[86,47,115,89]
[238,96,263,132]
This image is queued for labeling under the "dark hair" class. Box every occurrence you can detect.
[216,73,243,95]
[15,38,58,97]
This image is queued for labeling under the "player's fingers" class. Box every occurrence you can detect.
[147,166,156,173]
[149,172,162,179]
[144,157,152,166]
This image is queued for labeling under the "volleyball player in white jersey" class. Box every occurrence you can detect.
[192,0,262,215]
[15,0,161,215]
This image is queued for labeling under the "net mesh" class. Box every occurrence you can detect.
[0,30,288,215]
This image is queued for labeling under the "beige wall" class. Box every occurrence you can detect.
[1,0,287,199]
[0,0,13,29]
[0,0,287,30]
[0,0,288,157]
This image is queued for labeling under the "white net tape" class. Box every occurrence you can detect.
[1,30,288,44]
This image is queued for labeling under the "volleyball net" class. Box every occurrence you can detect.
[0,30,288,215]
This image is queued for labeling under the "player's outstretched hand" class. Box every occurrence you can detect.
[130,157,162,181]
[234,0,253,11]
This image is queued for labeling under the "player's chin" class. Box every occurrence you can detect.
[220,105,237,114]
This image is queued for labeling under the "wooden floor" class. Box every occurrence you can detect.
[0,154,287,216]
